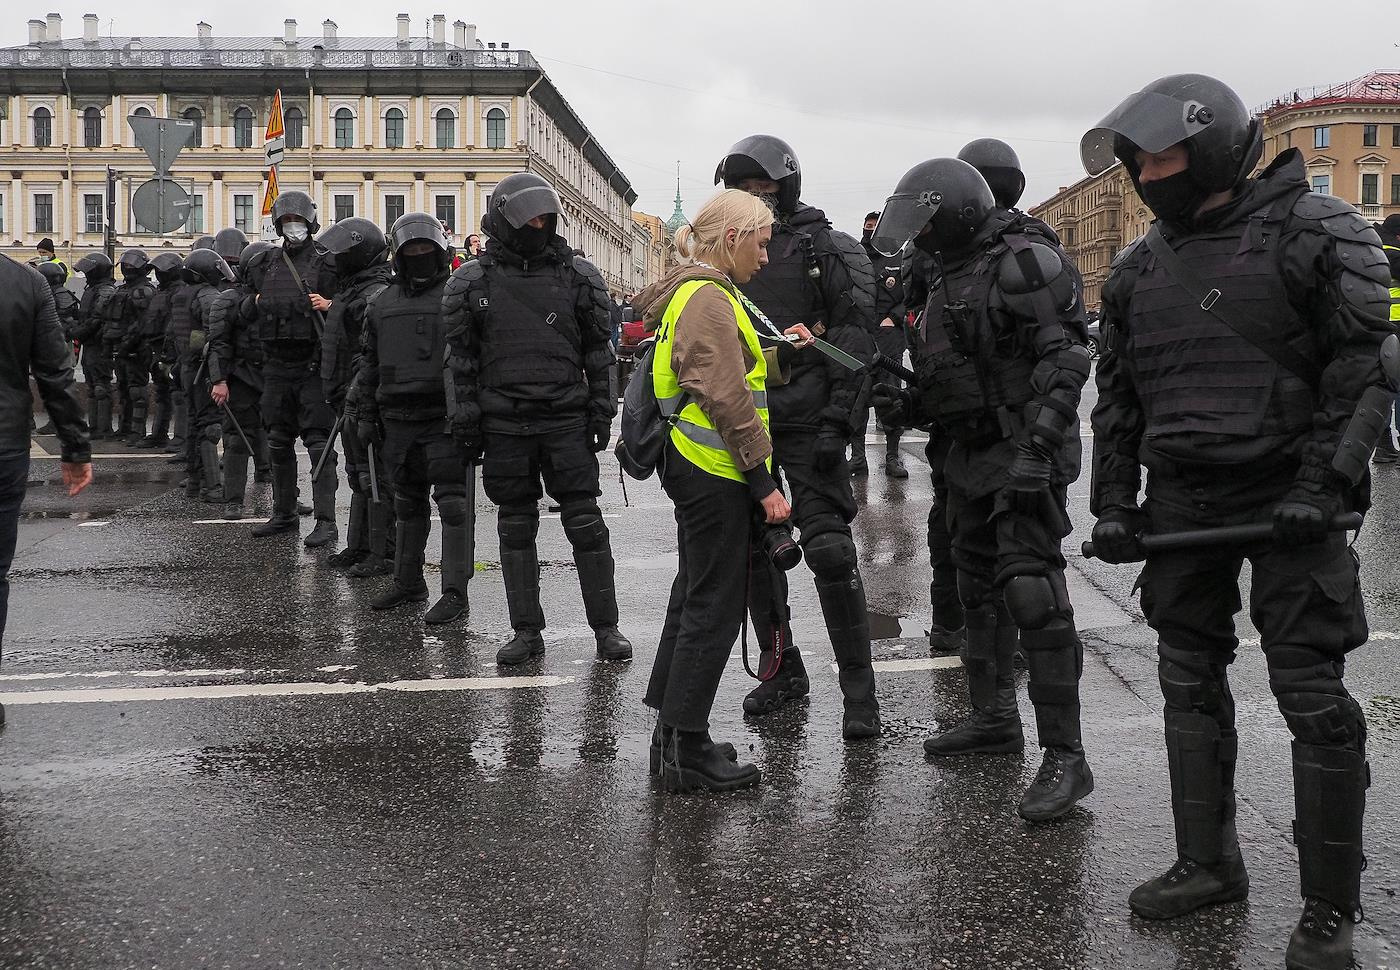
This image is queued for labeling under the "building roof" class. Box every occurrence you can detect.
[1255,71,1400,118]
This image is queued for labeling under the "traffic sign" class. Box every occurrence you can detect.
[128,116,196,176]
[266,90,285,141]
[265,136,286,169]
[131,177,192,234]
[261,167,280,216]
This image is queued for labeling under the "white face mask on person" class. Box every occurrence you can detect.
[283,223,309,244]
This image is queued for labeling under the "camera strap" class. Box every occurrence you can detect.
[739,519,784,682]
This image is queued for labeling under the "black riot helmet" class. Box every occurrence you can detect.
[715,134,802,217]
[872,158,995,258]
[36,261,68,288]
[118,248,151,278]
[957,138,1026,210]
[482,173,567,257]
[389,212,451,289]
[271,190,320,236]
[212,228,249,266]
[239,241,278,292]
[1081,73,1263,194]
[316,217,388,278]
[181,248,236,286]
[74,252,113,280]
[150,251,184,286]
[192,235,215,251]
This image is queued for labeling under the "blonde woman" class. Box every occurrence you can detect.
[633,188,808,792]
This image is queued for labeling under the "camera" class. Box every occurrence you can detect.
[756,518,802,571]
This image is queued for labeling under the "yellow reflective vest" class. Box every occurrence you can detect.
[1385,244,1400,323]
[651,278,770,483]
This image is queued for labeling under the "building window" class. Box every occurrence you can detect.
[1283,131,1292,150]
[1363,124,1378,147]
[1310,174,1331,195]
[1313,126,1329,149]
[0,196,4,235]
[133,106,152,118]
[435,108,455,149]
[187,194,204,234]
[285,107,304,149]
[234,194,255,233]
[1361,174,1379,206]
[485,108,507,149]
[83,107,102,148]
[84,193,104,234]
[1062,227,1075,246]
[335,108,354,149]
[34,193,54,233]
[1392,174,1400,205]
[385,194,406,226]
[33,107,52,147]
[435,195,456,233]
[384,108,404,149]
[183,107,203,148]
[1394,125,1400,148]
[334,194,355,222]
[233,106,254,149]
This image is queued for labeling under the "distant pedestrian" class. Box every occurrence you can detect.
[34,237,70,283]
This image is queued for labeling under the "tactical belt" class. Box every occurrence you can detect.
[1144,226,1321,388]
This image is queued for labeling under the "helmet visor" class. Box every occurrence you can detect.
[871,191,943,258]
[389,213,449,252]
[1080,90,1219,177]
[494,184,567,230]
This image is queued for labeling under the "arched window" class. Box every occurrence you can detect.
[384,107,404,149]
[334,108,354,149]
[284,106,304,149]
[133,106,152,118]
[435,108,455,149]
[183,107,203,148]
[233,106,254,149]
[485,107,506,149]
[33,106,52,147]
[83,107,102,148]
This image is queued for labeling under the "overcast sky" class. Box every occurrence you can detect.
[4,2,1396,234]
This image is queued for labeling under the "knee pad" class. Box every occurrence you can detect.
[394,491,430,522]
[435,494,469,528]
[93,384,111,401]
[561,502,606,551]
[304,433,330,454]
[1156,644,1233,717]
[498,507,540,550]
[803,531,856,579]
[1270,647,1365,747]
[1003,571,1070,631]
[267,428,296,456]
[957,569,993,611]
[201,423,223,446]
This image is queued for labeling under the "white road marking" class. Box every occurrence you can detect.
[1236,629,1400,648]
[192,518,259,525]
[0,674,575,706]
[76,521,110,528]
[0,667,266,683]
[832,657,964,674]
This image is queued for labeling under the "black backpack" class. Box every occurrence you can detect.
[615,329,690,481]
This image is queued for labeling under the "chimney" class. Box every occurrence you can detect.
[27,19,45,45]
[83,14,98,43]
[396,13,410,43]
[284,19,296,44]
[197,21,212,42]
[322,19,337,42]
[45,13,62,43]
[128,37,142,51]
[432,14,446,45]
[453,20,466,48]
[501,42,509,50]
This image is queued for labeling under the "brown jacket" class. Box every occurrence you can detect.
[635,264,785,472]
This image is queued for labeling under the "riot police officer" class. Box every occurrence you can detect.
[1083,74,1393,969]
[870,157,1094,820]
[715,134,880,739]
[131,253,183,448]
[180,248,237,502]
[109,250,156,444]
[317,218,394,576]
[355,213,470,624]
[71,253,117,439]
[36,262,79,338]
[859,210,909,478]
[251,191,340,546]
[442,174,631,662]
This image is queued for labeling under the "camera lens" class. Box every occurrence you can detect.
[763,525,802,571]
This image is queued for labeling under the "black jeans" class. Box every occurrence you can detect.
[645,443,755,732]
[0,454,29,656]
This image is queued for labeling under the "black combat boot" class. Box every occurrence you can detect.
[140,397,171,447]
[222,449,249,521]
[571,544,632,661]
[883,433,908,478]
[496,542,546,665]
[1018,623,1094,821]
[1371,427,1398,464]
[303,451,339,548]
[425,516,470,625]
[654,724,760,793]
[198,438,223,503]
[743,645,810,714]
[166,393,187,453]
[349,500,394,578]
[814,570,880,739]
[328,494,369,569]
[370,518,431,610]
[1131,711,1250,917]
[1284,742,1367,970]
[251,460,300,537]
[648,722,737,774]
[925,605,1022,755]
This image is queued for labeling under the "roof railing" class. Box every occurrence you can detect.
[0,46,534,71]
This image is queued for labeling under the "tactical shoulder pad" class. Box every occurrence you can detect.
[442,259,486,303]
[996,239,1070,296]
[1290,192,1384,244]
[572,253,605,283]
[1112,233,1147,270]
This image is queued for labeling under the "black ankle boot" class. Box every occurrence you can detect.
[370,583,429,611]
[594,626,633,661]
[924,710,1023,756]
[1286,897,1357,970]
[1129,855,1250,920]
[654,726,760,793]
[648,724,738,775]
[496,629,545,665]
[1018,746,1095,822]
[424,589,468,625]
[742,646,810,715]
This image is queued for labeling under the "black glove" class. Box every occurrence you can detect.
[813,430,847,472]
[1273,481,1343,546]
[356,416,383,450]
[871,383,913,428]
[588,418,611,454]
[1091,506,1148,564]
[1002,441,1054,515]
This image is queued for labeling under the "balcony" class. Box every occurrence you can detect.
[1361,204,1383,221]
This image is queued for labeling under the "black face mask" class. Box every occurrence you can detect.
[511,224,550,257]
[861,228,874,245]
[1138,170,1208,227]
[401,252,440,288]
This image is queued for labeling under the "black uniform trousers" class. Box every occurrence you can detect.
[480,427,600,508]
[259,355,334,454]
[926,433,962,630]
[645,443,754,731]
[381,418,468,521]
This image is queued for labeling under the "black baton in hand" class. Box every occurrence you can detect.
[218,400,255,457]
[366,441,381,504]
[871,351,917,384]
[312,409,345,483]
[1081,512,1363,561]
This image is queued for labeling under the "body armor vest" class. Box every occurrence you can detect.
[744,224,823,332]
[103,280,153,342]
[210,286,265,387]
[169,284,203,357]
[1125,193,1315,439]
[53,288,79,331]
[477,259,584,390]
[373,280,449,404]
[258,244,319,345]
[77,281,114,343]
[916,240,1035,441]
[141,287,173,341]
[322,270,390,388]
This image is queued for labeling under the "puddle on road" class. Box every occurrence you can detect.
[867,611,925,640]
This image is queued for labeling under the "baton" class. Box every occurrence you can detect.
[312,408,345,483]
[366,441,381,504]
[1081,512,1363,561]
[218,399,255,457]
[871,350,917,384]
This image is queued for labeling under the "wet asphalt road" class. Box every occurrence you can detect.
[4,383,1400,969]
